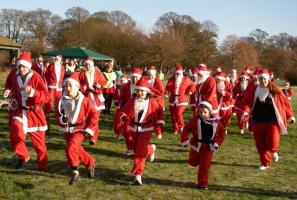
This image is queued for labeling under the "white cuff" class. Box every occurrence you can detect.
[28,88,35,97]
[180,140,190,147]
[85,128,94,136]
[157,120,165,124]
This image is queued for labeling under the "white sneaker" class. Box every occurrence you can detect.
[134,174,142,185]
[157,135,162,139]
[259,165,270,170]
[125,149,134,156]
[240,129,244,134]
[148,144,156,162]
[272,152,279,162]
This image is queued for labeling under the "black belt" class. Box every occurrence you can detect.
[131,120,151,127]
[68,121,85,127]
[86,89,99,95]
[22,106,40,111]
[196,139,214,144]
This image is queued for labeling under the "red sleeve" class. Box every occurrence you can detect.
[214,122,225,146]
[4,68,16,91]
[181,117,194,143]
[85,98,99,133]
[29,73,51,105]
[185,78,196,95]
[202,77,218,109]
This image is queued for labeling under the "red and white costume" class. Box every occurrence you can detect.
[31,60,46,82]
[147,66,165,109]
[45,55,65,112]
[79,57,107,143]
[4,52,50,170]
[282,82,293,101]
[165,65,196,134]
[57,74,97,169]
[196,64,218,117]
[180,101,225,188]
[240,68,295,168]
[119,77,164,177]
[189,68,199,113]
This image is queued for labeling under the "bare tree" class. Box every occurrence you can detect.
[65,7,90,23]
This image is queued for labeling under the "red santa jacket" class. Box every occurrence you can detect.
[5,68,51,133]
[79,70,107,111]
[119,97,165,133]
[165,76,196,106]
[57,91,98,135]
[181,116,225,152]
[149,77,164,107]
[217,81,233,112]
[196,76,218,112]
[240,83,294,134]
[282,88,293,101]
[45,63,65,92]
[119,82,135,109]
[232,81,248,110]
[32,62,46,78]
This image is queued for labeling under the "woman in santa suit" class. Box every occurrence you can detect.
[119,77,165,185]
[57,72,98,184]
[79,57,107,144]
[240,68,295,170]
[165,65,196,135]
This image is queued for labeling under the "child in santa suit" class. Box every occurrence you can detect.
[165,65,196,135]
[45,55,65,113]
[118,67,143,155]
[57,72,98,184]
[113,74,129,140]
[233,72,250,134]
[240,68,295,170]
[147,66,164,139]
[3,51,50,170]
[180,101,225,190]
[282,82,293,101]
[119,77,165,185]
[79,57,107,144]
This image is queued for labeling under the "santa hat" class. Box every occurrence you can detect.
[131,67,143,78]
[258,68,271,80]
[63,72,80,88]
[147,66,157,76]
[174,65,183,74]
[135,77,150,93]
[269,70,274,79]
[84,57,94,68]
[244,66,253,73]
[120,74,129,83]
[17,51,32,69]
[191,68,198,77]
[198,101,213,114]
[239,72,250,79]
[215,71,227,81]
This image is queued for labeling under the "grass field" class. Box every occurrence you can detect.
[0,74,296,200]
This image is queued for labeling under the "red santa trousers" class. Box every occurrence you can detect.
[9,120,48,170]
[64,132,95,168]
[252,121,280,167]
[89,110,100,143]
[188,144,213,187]
[114,109,122,136]
[169,105,188,132]
[131,131,154,175]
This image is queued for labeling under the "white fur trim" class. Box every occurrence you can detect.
[174,70,183,74]
[198,101,213,113]
[129,125,154,132]
[215,75,226,81]
[85,59,94,66]
[131,73,142,78]
[64,78,80,87]
[199,64,207,67]
[18,60,32,69]
[258,73,270,80]
[197,70,210,76]
[135,86,150,93]
[157,120,165,124]
[85,128,94,136]
[28,88,35,97]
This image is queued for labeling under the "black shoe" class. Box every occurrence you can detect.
[15,160,25,169]
[89,140,95,145]
[69,171,81,185]
[87,167,95,179]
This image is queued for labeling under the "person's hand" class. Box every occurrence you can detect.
[121,115,129,124]
[95,83,102,89]
[288,117,295,124]
[24,86,32,95]
[3,89,11,98]
[210,143,219,152]
[241,113,249,123]
[180,140,190,147]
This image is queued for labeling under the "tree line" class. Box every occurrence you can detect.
[1,7,297,83]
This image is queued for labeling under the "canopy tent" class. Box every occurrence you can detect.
[42,47,114,61]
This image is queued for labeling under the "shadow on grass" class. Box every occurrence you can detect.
[212,161,258,169]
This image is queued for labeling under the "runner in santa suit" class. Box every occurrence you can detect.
[79,57,107,144]
[240,68,295,170]
[119,67,143,155]
[282,82,293,101]
[232,72,250,134]
[228,68,238,115]
[57,72,97,184]
[44,55,65,113]
[165,65,195,135]
[147,66,164,139]
[180,101,225,190]
[189,67,199,115]
[119,77,165,185]
[31,55,46,83]
[3,51,50,171]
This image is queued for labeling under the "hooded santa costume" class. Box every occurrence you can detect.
[240,68,295,170]
[195,64,218,113]
[45,55,65,113]
[180,101,225,189]
[165,65,196,134]
[79,57,107,144]
[57,72,98,184]
[4,51,50,170]
[119,77,165,185]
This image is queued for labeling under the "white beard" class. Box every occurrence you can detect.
[62,98,75,122]
[148,79,154,86]
[257,87,269,102]
[217,81,225,93]
[240,81,248,91]
[175,74,183,85]
[197,74,209,84]
[135,98,146,112]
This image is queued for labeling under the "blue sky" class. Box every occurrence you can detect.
[2,0,297,43]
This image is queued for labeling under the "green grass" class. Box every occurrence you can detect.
[0,74,297,200]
